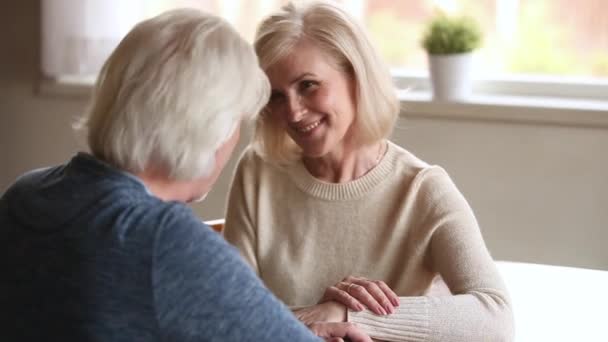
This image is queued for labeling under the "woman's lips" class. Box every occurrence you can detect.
[291,117,325,134]
[295,120,321,133]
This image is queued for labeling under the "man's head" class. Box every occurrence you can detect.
[78,9,269,185]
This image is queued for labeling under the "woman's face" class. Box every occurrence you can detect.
[265,40,357,158]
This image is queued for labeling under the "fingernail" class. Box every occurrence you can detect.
[378,307,387,315]
[393,298,400,307]
[386,305,394,314]
[357,304,365,311]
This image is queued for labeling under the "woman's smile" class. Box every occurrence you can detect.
[290,117,326,136]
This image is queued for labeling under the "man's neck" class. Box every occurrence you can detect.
[135,169,211,203]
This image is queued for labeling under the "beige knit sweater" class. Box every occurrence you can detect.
[223,141,514,342]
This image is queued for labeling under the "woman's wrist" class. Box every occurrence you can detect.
[294,301,347,325]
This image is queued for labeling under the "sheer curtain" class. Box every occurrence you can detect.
[41,0,145,82]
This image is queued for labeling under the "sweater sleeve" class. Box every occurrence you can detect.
[152,207,320,342]
[349,167,514,342]
[222,148,261,275]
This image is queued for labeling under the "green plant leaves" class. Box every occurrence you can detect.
[421,15,482,55]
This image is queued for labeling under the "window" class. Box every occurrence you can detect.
[361,0,608,101]
[364,0,608,80]
[41,0,608,101]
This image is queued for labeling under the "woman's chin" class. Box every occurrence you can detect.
[292,134,337,159]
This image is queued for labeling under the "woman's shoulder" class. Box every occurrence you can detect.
[233,145,266,175]
[387,141,431,169]
[386,141,454,191]
[386,141,443,178]
[236,144,278,168]
[231,145,292,191]
[235,144,260,164]
[235,144,297,175]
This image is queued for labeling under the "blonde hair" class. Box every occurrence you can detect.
[77,8,270,180]
[253,1,399,163]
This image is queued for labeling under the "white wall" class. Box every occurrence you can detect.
[2,1,606,271]
[392,118,608,270]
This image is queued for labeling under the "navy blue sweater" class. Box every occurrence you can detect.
[0,153,319,341]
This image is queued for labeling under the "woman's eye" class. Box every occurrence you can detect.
[300,80,317,92]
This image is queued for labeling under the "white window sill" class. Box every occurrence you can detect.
[399,91,608,129]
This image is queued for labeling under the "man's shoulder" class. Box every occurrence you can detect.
[2,166,61,197]
[142,201,206,236]
[150,202,227,252]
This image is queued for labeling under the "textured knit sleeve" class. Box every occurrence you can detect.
[223,148,261,275]
[152,207,320,342]
[349,167,514,342]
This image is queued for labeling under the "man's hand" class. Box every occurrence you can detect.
[308,322,372,342]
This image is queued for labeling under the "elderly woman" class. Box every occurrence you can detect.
[223,2,514,341]
[0,8,371,342]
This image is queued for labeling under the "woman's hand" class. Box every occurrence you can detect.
[294,301,346,326]
[308,322,372,342]
[319,276,399,315]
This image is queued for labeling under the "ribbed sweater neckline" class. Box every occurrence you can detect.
[286,141,397,201]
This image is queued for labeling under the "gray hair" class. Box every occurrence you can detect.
[253,1,399,163]
[77,8,270,180]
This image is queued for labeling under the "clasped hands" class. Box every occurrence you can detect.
[296,276,400,342]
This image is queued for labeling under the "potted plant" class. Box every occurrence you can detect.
[421,14,482,101]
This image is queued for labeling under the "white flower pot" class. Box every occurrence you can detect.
[428,52,474,101]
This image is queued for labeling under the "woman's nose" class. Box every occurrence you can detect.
[286,95,307,122]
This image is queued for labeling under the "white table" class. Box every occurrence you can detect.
[497,261,608,342]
